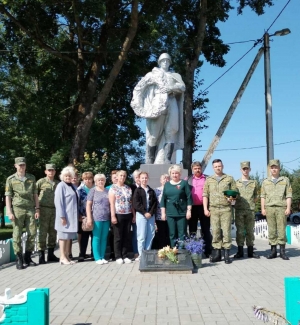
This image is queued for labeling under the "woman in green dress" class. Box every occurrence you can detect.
[160,164,193,247]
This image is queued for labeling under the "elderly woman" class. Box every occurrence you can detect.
[86,174,110,265]
[133,172,157,261]
[155,174,171,249]
[109,170,135,264]
[68,171,80,260]
[77,171,94,262]
[54,166,78,265]
[160,165,193,247]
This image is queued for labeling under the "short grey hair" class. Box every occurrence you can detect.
[168,164,181,176]
[191,161,202,169]
[132,169,141,179]
[60,166,75,180]
[94,173,106,181]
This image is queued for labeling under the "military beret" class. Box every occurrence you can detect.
[240,161,250,168]
[15,157,26,165]
[46,164,56,170]
[269,159,280,167]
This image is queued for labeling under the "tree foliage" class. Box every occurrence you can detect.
[0,0,276,205]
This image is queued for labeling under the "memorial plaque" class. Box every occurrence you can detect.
[139,249,193,273]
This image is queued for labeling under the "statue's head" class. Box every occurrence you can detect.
[158,53,172,66]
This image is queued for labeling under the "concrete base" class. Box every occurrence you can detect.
[140,164,188,188]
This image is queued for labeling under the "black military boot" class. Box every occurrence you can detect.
[210,249,221,262]
[248,246,260,259]
[38,250,47,264]
[224,249,232,264]
[16,252,25,270]
[24,251,37,267]
[279,245,289,260]
[266,245,277,259]
[146,145,157,164]
[47,248,59,262]
[233,246,244,259]
[164,143,174,164]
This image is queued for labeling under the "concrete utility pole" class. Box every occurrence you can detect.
[201,47,264,172]
[264,32,274,164]
[263,28,291,165]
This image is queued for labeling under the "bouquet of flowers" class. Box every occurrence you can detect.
[184,236,205,255]
[158,246,178,263]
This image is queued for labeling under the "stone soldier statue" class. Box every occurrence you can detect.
[5,157,40,269]
[234,161,260,259]
[202,159,237,264]
[131,53,185,164]
[36,164,60,264]
[261,159,292,260]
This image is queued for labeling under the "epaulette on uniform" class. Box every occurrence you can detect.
[7,174,15,180]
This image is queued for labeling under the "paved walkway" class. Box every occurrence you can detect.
[1,239,300,325]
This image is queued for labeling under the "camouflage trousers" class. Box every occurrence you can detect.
[235,209,255,246]
[266,206,287,245]
[12,207,37,254]
[210,207,232,249]
[38,206,57,250]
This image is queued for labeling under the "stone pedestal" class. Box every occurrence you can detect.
[139,249,193,273]
[140,164,188,188]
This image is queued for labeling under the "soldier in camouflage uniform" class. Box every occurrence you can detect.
[36,164,60,264]
[203,159,237,264]
[234,161,260,259]
[261,159,292,260]
[5,157,40,270]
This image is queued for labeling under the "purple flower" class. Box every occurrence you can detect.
[184,236,205,255]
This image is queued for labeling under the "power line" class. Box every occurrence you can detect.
[282,156,300,164]
[200,45,257,94]
[226,39,256,45]
[196,139,300,152]
[282,165,297,171]
[0,39,258,55]
[200,0,292,95]
[265,0,292,35]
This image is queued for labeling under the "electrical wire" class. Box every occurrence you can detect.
[200,0,292,94]
[0,39,258,54]
[200,45,257,94]
[282,157,300,164]
[226,40,257,45]
[264,0,292,35]
[195,139,300,152]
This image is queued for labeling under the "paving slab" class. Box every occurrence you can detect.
[0,239,299,324]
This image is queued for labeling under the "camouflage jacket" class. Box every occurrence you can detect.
[5,173,37,208]
[36,177,60,208]
[235,179,259,211]
[203,174,237,208]
[261,176,292,207]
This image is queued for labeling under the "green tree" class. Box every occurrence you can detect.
[0,0,276,180]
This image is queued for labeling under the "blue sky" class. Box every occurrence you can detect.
[190,0,300,179]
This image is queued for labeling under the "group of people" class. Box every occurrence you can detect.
[5,156,292,270]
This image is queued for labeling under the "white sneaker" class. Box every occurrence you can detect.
[96,260,104,265]
[102,259,108,264]
[135,257,140,261]
[116,258,124,265]
[123,258,132,264]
